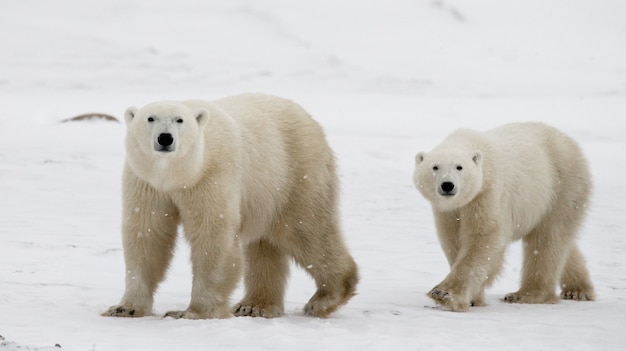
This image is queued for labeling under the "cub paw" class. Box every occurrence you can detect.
[428,286,470,312]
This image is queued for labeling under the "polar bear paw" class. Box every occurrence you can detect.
[428,286,471,312]
[303,288,353,318]
[303,298,336,318]
[560,288,595,301]
[164,306,232,320]
[102,304,148,318]
[233,302,284,318]
[503,290,559,304]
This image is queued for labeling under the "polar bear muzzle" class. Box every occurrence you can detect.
[438,181,456,196]
[156,132,175,152]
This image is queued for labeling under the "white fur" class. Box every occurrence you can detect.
[414,122,595,311]
[103,93,358,319]
[124,102,210,191]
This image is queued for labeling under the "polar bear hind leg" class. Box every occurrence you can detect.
[234,211,359,318]
[504,218,569,304]
[233,239,290,318]
[239,174,359,318]
[282,188,359,318]
[504,207,594,304]
[291,221,359,318]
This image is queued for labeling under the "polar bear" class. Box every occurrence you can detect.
[102,93,359,319]
[413,122,595,312]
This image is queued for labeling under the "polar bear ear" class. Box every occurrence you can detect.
[415,152,426,164]
[124,107,138,125]
[195,108,210,129]
[472,151,482,165]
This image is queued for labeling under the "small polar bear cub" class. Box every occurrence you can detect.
[102,93,359,319]
[413,122,595,312]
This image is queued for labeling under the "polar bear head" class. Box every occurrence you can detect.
[413,148,483,212]
[124,101,209,157]
[123,101,210,190]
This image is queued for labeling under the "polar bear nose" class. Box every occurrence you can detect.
[440,181,456,196]
[157,133,174,146]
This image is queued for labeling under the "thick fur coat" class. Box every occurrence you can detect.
[413,122,594,311]
[103,93,358,319]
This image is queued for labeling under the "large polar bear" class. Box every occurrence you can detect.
[102,93,359,319]
[413,122,595,312]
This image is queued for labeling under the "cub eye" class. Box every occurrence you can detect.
[147,117,155,122]
[456,165,463,171]
[432,165,439,171]
[176,118,183,124]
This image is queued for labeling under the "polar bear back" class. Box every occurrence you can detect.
[441,122,591,241]
[493,122,590,240]
[184,93,336,242]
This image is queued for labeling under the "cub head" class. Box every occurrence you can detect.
[124,101,209,159]
[413,148,483,212]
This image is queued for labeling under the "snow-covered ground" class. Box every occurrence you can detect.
[1,1,625,350]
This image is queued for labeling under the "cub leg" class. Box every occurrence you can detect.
[429,236,506,312]
[428,213,506,312]
[504,220,572,304]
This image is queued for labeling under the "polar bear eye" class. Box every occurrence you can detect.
[432,165,439,171]
[176,118,183,124]
[147,117,155,122]
[456,165,463,171]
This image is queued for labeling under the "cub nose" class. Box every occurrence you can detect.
[441,181,455,193]
[157,133,174,146]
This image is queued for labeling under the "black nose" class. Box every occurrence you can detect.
[158,133,173,146]
[441,181,455,193]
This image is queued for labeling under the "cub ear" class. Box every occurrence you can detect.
[124,107,138,125]
[472,151,482,165]
[195,108,210,129]
[415,151,426,164]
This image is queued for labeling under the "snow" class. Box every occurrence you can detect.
[1,0,625,350]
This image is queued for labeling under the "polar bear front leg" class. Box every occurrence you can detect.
[429,231,506,312]
[164,212,242,320]
[103,182,179,318]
